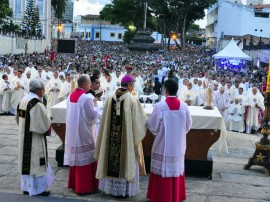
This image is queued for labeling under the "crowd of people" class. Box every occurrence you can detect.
[0,40,268,200]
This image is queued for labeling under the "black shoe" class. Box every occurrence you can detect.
[23,191,29,195]
[37,191,50,196]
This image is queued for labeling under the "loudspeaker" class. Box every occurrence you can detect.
[57,40,76,53]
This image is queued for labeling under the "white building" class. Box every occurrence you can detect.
[206,0,270,51]
[55,15,127,42]
[9,0,51,41]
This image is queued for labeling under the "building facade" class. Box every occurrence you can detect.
[9,0,51,41]
[54,15,127,42]
[206,0,270,51]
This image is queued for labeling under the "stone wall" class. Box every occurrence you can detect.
[0,35,50,55]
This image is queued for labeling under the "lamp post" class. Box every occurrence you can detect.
[57,21,63,39]
[138,0,154,31]
[244,61,270,174]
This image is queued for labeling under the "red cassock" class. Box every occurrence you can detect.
[147,97,186,202]
[67,89,98,194]
[50,51,55,61]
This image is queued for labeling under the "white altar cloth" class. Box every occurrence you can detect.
[51,100,228,154]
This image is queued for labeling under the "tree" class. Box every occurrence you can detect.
[22,0,36,36]
[51,0,66,38]
[0,0,12,26]
[2,20,21,32]
[149,0,216,50]
[33,6,42,38]
[22,0,42,38]
[100,0,156,30]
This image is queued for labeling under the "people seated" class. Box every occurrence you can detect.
[226,98,245,133]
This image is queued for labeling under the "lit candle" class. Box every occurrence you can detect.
[267,60,270,93]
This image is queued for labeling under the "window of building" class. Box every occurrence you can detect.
[110,33,115,38]
[260,29,263,32]
[118,33,122,39]
[255,12,269,18]
[14,0,22,17]
[255,29,257,31]
[96,32,100,38]
[37,0,44,17]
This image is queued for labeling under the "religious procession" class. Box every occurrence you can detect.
[0,40,269,201]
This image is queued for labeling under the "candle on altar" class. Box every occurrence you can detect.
[267,60,270,93]
[205,87,212,107]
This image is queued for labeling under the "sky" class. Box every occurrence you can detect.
[74,0,270,28]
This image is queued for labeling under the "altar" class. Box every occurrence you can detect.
[51,100,228,178]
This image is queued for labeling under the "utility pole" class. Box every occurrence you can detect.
[138,0,154,30]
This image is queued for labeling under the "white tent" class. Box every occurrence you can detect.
[212,39,252,61]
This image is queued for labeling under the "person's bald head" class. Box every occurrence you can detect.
[187,82,193,90]
[220,86,225,94]
[252,87,258,95]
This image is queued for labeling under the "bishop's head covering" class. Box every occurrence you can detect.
[121,75,134,83]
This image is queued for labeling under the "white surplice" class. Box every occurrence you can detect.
[147,100,192,177]
[214,92,230,119]
[58,81,71,101]
[179,88,197,106]
[10,77,27,110]
[226,103,245,132]
[64,93,99,166]
[45,78,62,117]
[245,92,265,131]
[198,88,207,106]
[0,80,12,112]
[16,92,55,196]
[25,67,38,78]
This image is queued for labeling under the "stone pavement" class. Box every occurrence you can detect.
[0,116,270,202]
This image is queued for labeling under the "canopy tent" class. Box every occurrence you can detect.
[212,39,252,61]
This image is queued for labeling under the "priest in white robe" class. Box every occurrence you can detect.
[235,87,247,107]
[226,82,236,104]
[16,79,54,196]
[214,87,230,119]
[179,82,197,106]
[95,75,147,197]
[64,75,100,194]
[10,70,27,115]
[25,62,38,78]
[45,71,62,117]
[58,74,71,101]
[245,87,265,134]
[0,74,12,114]
[102,74,117,95]
[198,81,208,106]
[147,79,192,202]
[226,98,245,132]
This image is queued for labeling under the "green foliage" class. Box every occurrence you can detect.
[34,6,42,37]
[100,0,156,30]
[2,20,21,32]
[0,0,13,25]
[52,0,66,20]
[22,0,42,37]
[191,24,200,31]
[151,0,216,49]
[123,30,136,44]
[186,36,206,45]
